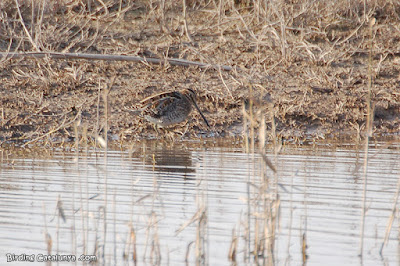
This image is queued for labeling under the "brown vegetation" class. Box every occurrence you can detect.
[0,0,399,145]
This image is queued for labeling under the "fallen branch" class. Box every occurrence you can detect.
[0,51,233,71]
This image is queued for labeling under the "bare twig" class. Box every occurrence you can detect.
[0,52,233,71]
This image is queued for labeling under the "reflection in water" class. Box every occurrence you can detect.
[144,146,195,175]
[0,141,399,265]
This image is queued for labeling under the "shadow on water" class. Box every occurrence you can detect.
[0,139,399,265]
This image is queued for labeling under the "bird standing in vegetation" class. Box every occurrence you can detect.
[133,88,210,131]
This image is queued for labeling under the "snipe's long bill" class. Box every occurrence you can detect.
[137,88,210,128]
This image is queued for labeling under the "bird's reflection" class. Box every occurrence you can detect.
[144,146,195,176]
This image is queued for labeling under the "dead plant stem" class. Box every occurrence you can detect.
[359,17,375,257]
[14,0,40,51]
[380,172,400,255]
[183,0,194,43]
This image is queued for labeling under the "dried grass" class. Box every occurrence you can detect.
[0,0,399,145]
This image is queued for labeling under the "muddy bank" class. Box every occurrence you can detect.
[0,0,399,145]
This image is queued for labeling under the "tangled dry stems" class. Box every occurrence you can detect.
[0,0,399,145]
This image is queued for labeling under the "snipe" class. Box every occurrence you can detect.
[135,88,210,129]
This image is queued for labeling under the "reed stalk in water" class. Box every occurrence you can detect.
[359,17,376,257]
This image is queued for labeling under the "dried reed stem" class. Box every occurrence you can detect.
[101,80,111,263]
[182,0,194,43]
[228,228,238,262]
[74,120,89,256]
[379,171,400,255]
[14,0,40,51]
[359,17,376,257]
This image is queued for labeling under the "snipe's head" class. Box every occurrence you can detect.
[182,88,210,128]
[181,88,197,102]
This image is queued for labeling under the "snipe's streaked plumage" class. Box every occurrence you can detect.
[136,88,210,128]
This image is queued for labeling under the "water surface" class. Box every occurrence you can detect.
[0,140,399,265]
